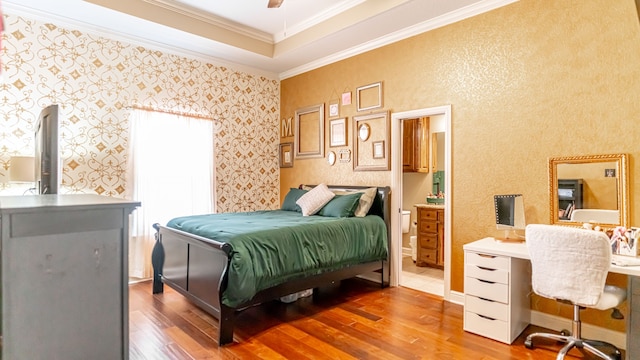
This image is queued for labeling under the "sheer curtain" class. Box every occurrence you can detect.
[127,109,214,280]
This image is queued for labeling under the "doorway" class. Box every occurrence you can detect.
[390,106,451,301]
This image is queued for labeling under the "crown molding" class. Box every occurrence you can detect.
[141,0,273,43]
[280,0,518,79]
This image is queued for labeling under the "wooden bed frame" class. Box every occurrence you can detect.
[151,185,391,346]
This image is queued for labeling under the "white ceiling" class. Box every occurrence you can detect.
[3,0,517,79]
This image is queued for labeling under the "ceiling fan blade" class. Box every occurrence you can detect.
[268,0,284,8]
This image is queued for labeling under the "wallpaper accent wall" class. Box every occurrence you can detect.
[0,13,280,212]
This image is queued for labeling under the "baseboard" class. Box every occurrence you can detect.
[402,246,411,257]
[530,310,626,350]
[448,290,465,305]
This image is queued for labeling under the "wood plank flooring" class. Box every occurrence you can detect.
[129,278,618,359]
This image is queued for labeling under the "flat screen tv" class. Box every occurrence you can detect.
[34,104,60,194]
[494,194,525,241]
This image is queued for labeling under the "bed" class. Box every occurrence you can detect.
[151,185,391,346]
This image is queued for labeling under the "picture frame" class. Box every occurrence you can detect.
[372,141,385,159]
[328,101,339,118]
[279,142,293,168]
[356,81,383,112]
[329,118,347,147]
[294,104,325,159]
[353,111,390,171]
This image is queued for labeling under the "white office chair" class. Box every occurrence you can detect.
[525,224,626,360]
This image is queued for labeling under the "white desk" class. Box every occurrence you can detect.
[464,237,640,359]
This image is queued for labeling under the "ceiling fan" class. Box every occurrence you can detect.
[268,0,284,8]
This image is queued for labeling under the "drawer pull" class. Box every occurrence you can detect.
[477,314,497,321]
[478,279,495,284]
[478,297,495,303]
[476,266,496,271]
[477,254,496,259]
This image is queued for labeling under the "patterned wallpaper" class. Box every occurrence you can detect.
[0,13,280,212]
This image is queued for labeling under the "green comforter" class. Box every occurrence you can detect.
[166,210,388,307]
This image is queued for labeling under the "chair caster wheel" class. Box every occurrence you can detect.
[524,339,534,349]
[559,329,571,336]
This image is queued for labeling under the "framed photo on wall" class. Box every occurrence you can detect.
[279,142,293,168]
[330,118,347,147]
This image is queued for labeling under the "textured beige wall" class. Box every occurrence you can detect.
[281,0,640,331]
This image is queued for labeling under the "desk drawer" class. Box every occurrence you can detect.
[464,311,509,344]
[465,264,508,284]
[464,277,508,303]
[465,295,509,322]
[466,251,509,270]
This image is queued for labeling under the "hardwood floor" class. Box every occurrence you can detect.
[129,278,619,359]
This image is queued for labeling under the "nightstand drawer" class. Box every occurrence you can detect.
[465,264,508,284]
[464,276,508,303]
[419,234,438,249]
[465,295,509,322]
[465,251,509,270]
[464,311,509,343]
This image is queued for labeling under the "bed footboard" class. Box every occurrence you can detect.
[152,223,230,331]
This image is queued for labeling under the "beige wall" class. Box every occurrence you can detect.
[1,13,280,212]
[281,0,640,331]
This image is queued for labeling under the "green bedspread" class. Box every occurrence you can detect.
[166,210,388,307]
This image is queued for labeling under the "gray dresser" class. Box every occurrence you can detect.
[0,194,139,360]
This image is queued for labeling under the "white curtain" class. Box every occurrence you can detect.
[126,109,214,280]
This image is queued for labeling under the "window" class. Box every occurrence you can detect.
[127,109,214,279]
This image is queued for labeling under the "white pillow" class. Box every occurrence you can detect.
[353,187,377,217]
[296,183,335,216]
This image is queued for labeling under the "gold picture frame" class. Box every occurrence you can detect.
[353,111,389,171]
[279,142,293,168]
[356,81,383,112]
[294,104,325,159]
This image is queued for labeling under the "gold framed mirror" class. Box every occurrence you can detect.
[549,153,629,228]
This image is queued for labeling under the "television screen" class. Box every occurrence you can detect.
[34,104,60,194]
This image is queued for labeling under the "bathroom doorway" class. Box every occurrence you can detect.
[391,106,451,300]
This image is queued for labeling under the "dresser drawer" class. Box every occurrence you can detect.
[418,208,440,221]
[464,276,508,303]
[419,220,439,233]
[465,251,509,270]
[465,294,509,321]
[419,234,438,249]
[419,249,438,264]
[464,311,509,343]
[465,264,508,284]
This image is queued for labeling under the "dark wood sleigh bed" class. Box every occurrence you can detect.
[151,185,391,346]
